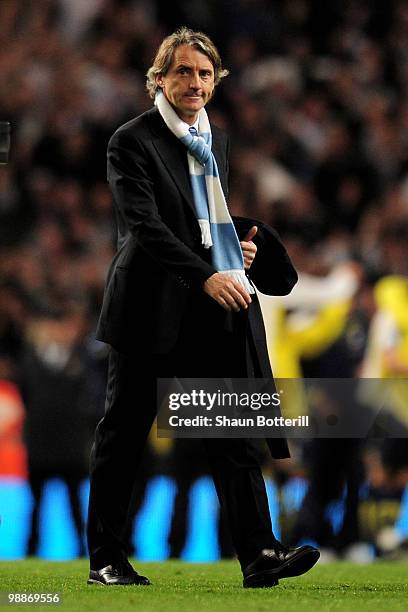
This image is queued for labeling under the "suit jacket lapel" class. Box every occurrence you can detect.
[148,108,196,214]
[147,107,228,213]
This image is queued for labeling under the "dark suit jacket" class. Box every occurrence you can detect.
[96,106,297,355]
[96,107,297,458]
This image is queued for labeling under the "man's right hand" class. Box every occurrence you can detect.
[203,272,252,312]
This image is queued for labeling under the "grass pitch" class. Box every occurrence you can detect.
[0,559,407,611]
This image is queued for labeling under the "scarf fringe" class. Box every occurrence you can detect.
[198,219,213,248]
[220,270,255,294]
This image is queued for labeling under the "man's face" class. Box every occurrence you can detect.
[157,44,215,124]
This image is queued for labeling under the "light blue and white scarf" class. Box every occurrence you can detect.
[155,90,254,294]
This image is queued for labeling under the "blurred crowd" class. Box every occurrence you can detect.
[2,0,408,561]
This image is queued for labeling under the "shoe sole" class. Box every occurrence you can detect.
[243,574,279,588]
[87,579,150,586]
[243,549,320,588]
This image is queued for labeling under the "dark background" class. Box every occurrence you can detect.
[1,0,408,562]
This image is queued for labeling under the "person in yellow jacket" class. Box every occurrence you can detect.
[258,263,360,419]
[361,275,408,428]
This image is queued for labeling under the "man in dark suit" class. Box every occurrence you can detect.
[87,27,319,588]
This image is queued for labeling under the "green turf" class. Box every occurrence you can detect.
[0,560,407,611]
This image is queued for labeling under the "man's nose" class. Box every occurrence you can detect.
[189,72,201,89]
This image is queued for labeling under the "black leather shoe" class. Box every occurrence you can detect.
[243,544,320,588]
[87,563,151,586]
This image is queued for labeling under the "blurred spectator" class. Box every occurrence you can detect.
[167,439,234,559]
[20,306,104,557]
[0,380,27,479]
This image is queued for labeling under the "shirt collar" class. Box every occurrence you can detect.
[182,116,200,133]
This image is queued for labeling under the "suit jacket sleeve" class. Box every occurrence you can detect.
[108,130,216,289]
[233,216,298,296]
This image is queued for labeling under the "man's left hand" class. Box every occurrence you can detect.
[240,226,258,270]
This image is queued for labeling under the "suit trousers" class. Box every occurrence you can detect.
[87,297,278,570]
